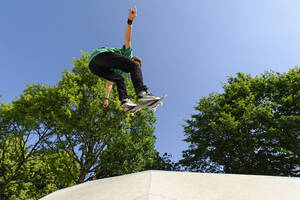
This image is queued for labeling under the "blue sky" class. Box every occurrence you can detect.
[1,0,300,162]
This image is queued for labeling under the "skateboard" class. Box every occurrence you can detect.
[124,95,167,116]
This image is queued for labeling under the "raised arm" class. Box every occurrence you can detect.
[125,6,137,49]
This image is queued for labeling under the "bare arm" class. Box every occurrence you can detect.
[103,81,113,107]
[105,81,113,98]
[125,6,137,49]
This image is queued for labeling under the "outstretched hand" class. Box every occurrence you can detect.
[128,6,137,20]
[103,99,109,108]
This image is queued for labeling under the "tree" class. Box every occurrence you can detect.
[0,96,57,197]
[0,51,159,199]
[47,52,158,182]
[0,138,77,200]
[180,68,300,176]
[0,86,77,199]
[0,53,157,199]
[147,152,181,171]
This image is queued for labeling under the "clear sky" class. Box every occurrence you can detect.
[1,0,300,162]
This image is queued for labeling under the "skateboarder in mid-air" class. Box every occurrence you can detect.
[88,6,159,108]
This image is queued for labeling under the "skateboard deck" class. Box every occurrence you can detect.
[124,95,167,116]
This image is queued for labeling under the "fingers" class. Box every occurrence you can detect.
[128,6,137,20]
[129,6,137,14]
[103,100,109,108]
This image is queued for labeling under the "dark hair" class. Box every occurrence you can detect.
[132,56,142,67]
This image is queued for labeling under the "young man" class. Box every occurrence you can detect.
[88,6,159,108]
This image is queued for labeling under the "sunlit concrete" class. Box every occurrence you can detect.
[41,170,300,200]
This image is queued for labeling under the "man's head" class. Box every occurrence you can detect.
[132,56,142,67]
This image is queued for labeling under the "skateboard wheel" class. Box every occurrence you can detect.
[152,107,157,112]
[130,113,134,117]
[158,102,163,106]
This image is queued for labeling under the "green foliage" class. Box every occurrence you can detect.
[180,67,300,176]
[0,138,77,199]
[48,52,157,182]
[147,152,181,171]
[0,51,158,199]
[0,81,71,198]
[97,110,157,178]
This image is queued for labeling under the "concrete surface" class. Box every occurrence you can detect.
[40,170,300,200]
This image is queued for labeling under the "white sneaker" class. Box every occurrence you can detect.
[137,91,160,102]
[121,98,136,107]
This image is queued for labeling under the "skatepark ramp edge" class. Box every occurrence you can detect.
[41,170,300,200]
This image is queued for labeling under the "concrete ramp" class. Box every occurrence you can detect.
[41,170,300,200]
